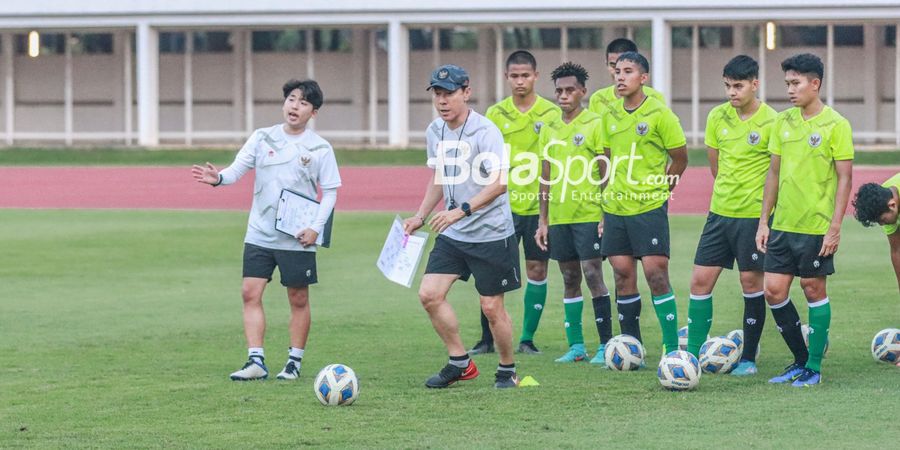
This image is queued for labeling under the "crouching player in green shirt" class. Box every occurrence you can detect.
[853,174,900,298]
[756,53,854,387]
[599,52,688,356]
[686,55,777,377]
[533,62,612,364]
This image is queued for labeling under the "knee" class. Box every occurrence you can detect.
[418,288,444,311]
[527,265,548,282]
[645,269,670,293]
[764,285,787,303]
[480,299,503,320]
[241,285,263,305]
[800,280,826,301]
[560,268,581,288]
[288,291,309,309]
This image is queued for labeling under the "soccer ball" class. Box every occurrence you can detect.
[698,336,741,374]
[677,326,709,352]
[801,324,829,356]
[657,350,701,391]
[871,328,900,363]
[604,334,645,371]
[314,364,359,406]
[726,329,761,359]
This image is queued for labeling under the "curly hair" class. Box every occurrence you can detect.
[550,62,589,88]
[853,183,893,227]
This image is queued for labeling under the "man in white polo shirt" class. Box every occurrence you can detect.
[192,79,341,381]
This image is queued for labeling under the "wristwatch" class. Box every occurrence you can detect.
[461,202,472,217]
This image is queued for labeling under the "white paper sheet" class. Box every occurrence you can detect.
[376,216,428,288]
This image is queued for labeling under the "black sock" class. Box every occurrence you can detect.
[769,298,808,365]
[480,310,493,344]
[449,354,470,368]
[616,293,643,343]
[741,292,766,362]
[497,362,516,374]
[592,294,613,344]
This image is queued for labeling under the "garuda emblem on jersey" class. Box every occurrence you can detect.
[636,122,649,136]
[808,132,822,148]
[573,133,585,146]
[534,121,544,134]
[300,156,312,166]
[747,131,761,145]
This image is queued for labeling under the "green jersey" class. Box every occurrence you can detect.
[769,106,854,235]
[704,101,778,219]
[588,85,666,117]
[882,172,900,235]
[538,109,605,225]
[602,95,686,216]
[485,95,562,215]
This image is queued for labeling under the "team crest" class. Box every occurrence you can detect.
[748,131,761,145]
[636,122,649,136]
[808,132,822,148]
[573,134,585,146]
[300,156,311,166]
[438,69,449,79]
[534,121,544,134]
[813,260,821,269]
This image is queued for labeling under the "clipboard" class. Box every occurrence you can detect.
[275,188,334,248]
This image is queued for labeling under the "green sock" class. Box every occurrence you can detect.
[563,296,584,347]
[520,279,548,343]
[686,294,713,357]
[805,298,832,372]
[652,291,679,354]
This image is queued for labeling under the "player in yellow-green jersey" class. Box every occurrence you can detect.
[686,56,777,377]
[470,51,562,356]
[853,175,900,312]
[588,38,665,118]
[756,53,854,386]
[599,52,688,356]
[531,62,612,364]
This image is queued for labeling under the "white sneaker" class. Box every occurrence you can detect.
[276,359,302,380]
[230,358,268,381]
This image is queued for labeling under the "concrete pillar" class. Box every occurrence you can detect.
[64,32,73,146]
[351,28,367,138]
[137,23,159,146]
[184,31,193,145]
[651,17,671,104]
[3,32,15,145]
[387,20,409,147]
[476,28,492,112]
[863,24,878,144]
[691,25,700,146]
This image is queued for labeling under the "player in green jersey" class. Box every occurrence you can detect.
[470,51,562,356]
[853,173,900,297]
[588,38,665,118]
[533,62,612,364]
[686,55,778,377]
[756,53,854,387]
[599,52,688,357]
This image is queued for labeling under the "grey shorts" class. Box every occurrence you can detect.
[549,222,604,262]
[693,213,764,271]
[243,243,318,287]
[425,234,522,296]
[600,203,670,258]
[763,230,834,278]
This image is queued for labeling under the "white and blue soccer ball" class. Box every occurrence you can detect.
[871,328,900,363]
[726,329,761,360]
[801,324,829,356]
[604,334,645,371]
[699,336,741,374]
[678,325,709,351]
[657,350,701,391]
[314,364,359,406]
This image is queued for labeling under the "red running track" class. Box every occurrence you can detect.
[1,166,897,214]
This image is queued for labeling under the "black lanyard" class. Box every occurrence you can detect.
[439,109,470,209]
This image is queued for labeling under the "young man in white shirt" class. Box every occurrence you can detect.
[192,79,341,381]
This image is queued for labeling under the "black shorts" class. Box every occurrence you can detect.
[243,243,318,287]
[600,203,670,258]
[513,213,550,261]
[763,230,835,278]
[425,234,522,296]
[549,222,604,262]
[693,213,764,271]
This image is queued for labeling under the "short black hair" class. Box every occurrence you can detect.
[606,38,638,56]
[551,62,589,87]
[781,53,824,82]
[616,51,649,74]
[723,55,759,80]
[853,183,894,227]
[506,50,537,70]
[282,79,324,110]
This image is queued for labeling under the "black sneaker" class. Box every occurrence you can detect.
[425,360,479,388]
[494,370,519,389]
[517,341,542,354]
[469,340,495,355]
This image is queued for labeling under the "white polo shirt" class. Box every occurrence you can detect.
[219,124,342,252]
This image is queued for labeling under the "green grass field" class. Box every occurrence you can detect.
[1,147,899,167]
[1,210,898,448]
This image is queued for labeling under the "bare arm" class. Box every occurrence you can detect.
[756,154,780,253]
[890,231,900,295]
[706,146,719,179]
[402,171,444,234]
[535,160,551,250]
[819,159,853,257]
[666,146,688,191]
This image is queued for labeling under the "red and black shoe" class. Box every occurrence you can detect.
[425,360,479,388]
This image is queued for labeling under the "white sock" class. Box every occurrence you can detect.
[248,347,265,362]
[289,347,304,362]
